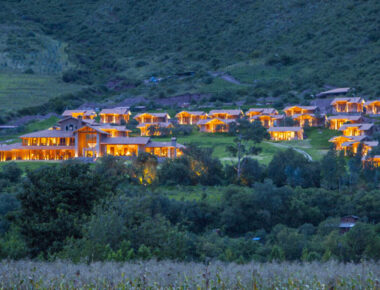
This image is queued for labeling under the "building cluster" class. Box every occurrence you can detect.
[0,89,380,162]
[0,107,184,161]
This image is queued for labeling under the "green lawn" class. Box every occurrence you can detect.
[0,73,84,113]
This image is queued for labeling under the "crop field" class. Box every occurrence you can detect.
[0,73,83,113]
[0,260,378,289]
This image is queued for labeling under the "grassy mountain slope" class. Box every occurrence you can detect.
[0,0,379,114]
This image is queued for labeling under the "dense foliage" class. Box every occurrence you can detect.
[0,145,379,263]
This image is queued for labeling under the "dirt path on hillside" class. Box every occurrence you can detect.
[264,141,313,161]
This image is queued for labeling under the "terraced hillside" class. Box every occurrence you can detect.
[0,0,378,121]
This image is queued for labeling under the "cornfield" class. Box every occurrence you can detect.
[0,260,379,289]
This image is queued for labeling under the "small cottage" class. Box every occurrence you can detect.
[327,115,362,130]
[267,127,303,141]
[134,112,170,124]
[197,118,235,133]
[364,100,380,115]
[208,110,243,120]
[175,111,207,125]
[330,97,365,113]
[62,109,97,120]
[99,107,131,124]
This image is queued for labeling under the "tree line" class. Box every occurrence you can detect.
[0,139,379,263]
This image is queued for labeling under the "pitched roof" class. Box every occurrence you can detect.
[0,143,23,151]
[175,111,206,117]
[20,129,74,138]
[136,122,173,128]
[327,115,362,121]
[134,112,170,119]
[365,100,380,106]
[246,108,278,115]
[316,87,350,97]
[208,109,243,116]
[291,113,316,119]
[342,141,378,148]
[101,137,150,145]
[330,97,364,105]
[251,114,284,120]
[62,109,96,116]
[329,135,367,142]
[283,105,317,111]
[197,118,236,125]
[74,125,110,135]
[99,107,130,115]
[339,123,373,131]
[268,127,302,132]
[93,125,131,132]
[145,141,186,149]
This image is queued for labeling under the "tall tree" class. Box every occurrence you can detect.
[227,119,269,179]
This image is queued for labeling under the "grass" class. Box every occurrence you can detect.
[0,161,58,173]
[0,260,378,289]
[155,185,225,203]
[0,73,83,113]
[158,130,284,165]
[0,116,59,143]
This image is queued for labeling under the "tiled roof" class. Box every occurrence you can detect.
[339,123,373,131]
[175,111,206,117]
[283,105,317,111]
[251,114,284,120]
[145,141,186,148]
[268,127,302,132]
[364,100,380,106]
[134,112,170,119]
[137,122,173,128]
[329,135,367,142]
[291,113,316,119]
[197,118,236,125]
[316,87,350,97]
[94,125,131,132]
[209,109,243,116]
[99,107,130,115]
[101,137,150,145]
[20,129,74,138]
[62,109,96,116]
[327,115,362,121]
[0,143,23,151]
[330,97,364,105]
[246,108,278,115]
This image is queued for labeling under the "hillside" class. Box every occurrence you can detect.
[0,0,379,117]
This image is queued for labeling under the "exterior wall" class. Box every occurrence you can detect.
[177,113,205,125]
[136,115,168,124]
[269,130,303,141]
[365,103,380,114]
[294,115,317,127]
[332,102,363,113]
[210,113,239,120]
[100,114,129,124]
[328,119,361,130]
[198,123,229,133]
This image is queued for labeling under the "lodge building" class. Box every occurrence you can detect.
[0,117,184,161]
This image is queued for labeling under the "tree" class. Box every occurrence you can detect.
[321,148,346,190]
[182,145,224,185]
[227,119,269,179]
[16,161,113,257]
[128,153,158,186]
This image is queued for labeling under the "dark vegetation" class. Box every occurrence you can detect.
[0,145,379,263]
